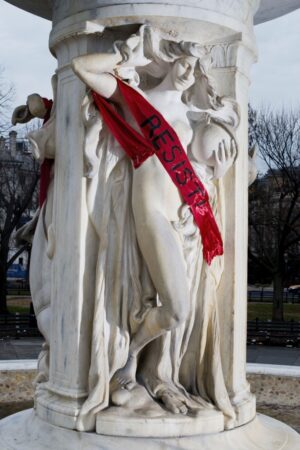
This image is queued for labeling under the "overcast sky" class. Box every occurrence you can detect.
[0,1,300,118]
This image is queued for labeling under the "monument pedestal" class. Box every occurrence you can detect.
[0,409,299,450]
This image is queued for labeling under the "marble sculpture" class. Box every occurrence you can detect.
[3,1,300,448]
[13,25,242,432]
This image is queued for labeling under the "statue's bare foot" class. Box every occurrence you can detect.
[114,353,137,390]
[158,388,189,415]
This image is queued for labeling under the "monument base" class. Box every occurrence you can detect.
[0,409,299,449]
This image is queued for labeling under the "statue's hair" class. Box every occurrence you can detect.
[138,26,223,110]
[113,25,222,110]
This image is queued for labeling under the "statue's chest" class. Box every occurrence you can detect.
[171,120,193,150]
[156,107,193,150]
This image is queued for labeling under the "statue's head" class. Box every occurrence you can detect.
[169,56,197,92]
[127,26,220,108]
[114,26,207,92]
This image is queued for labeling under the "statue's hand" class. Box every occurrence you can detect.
[213,138,237,179]
[116,29,151,68]
[180,42,206,59]
[27,94,47,119]
[12,104,33,125]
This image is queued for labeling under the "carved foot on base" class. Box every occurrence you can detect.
[156,387,214,417]
[158,388,189,415]
[110,383,163,417]
[112,354,137,390]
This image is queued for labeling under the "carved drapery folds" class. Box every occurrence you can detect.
[46,26,246,435]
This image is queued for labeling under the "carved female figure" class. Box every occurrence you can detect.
[12,83,57,383]
[72,26,239,431]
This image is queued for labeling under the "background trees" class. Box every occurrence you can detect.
[248,107,300,321]
[0,136,39,313]
[1,63,300,321]
[0,66,14,134]
[0,68,39,313]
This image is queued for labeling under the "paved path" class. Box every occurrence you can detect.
[247,345,300,366]
[0,338,300,365]
[0,338,42,360]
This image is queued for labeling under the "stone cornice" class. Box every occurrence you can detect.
[4,0,300,25]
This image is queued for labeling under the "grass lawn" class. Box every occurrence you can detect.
[5,296,300,321]
[7,305,31,313]
[248,302,300,321]
[7,296,31,314]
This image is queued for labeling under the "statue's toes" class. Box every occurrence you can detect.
[118,376,127,385]
[160,394,180,414]
[115,373,136,391]
[124,380,136,391]
[169,405,180,414]
[179,404,188,415]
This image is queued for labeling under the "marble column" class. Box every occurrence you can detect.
[35,33,97,428]
[210,38,257,424]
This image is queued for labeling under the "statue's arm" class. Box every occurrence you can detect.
[12,94,49,125]
[72,52,122,100]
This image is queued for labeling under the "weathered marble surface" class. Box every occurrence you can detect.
[0,409,299,449]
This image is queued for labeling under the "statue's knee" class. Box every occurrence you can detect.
[167,303,189,329]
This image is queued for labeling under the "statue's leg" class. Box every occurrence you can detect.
[30,197,53,383]
[115,210,190,388]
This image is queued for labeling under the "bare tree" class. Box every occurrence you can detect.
[0,66,14,134]
[248,106,300,321]
[0,142,39,313]
[0,68,41,313]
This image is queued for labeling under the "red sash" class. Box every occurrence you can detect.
[39,98,54,207]
[92,79,223,264]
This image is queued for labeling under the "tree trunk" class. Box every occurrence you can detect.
[0,245,9,314]
[272,271,284,321]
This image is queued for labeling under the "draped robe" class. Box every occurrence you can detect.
[76,94,236,432]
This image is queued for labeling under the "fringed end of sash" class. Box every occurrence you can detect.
[191,203,224,265]
[202,237,224,266]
